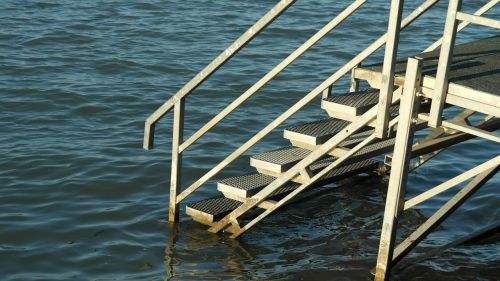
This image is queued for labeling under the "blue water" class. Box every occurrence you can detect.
[1,1,499,280]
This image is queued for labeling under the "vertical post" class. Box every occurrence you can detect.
[322,85,333,99]
[375,0,405,139]
[375,57,422,281]
[169,98,185,223]
[428,0,461,128]
[349,63,361,92]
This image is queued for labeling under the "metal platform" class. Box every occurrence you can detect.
[355,35,500,118]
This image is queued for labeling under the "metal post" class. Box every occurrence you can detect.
[322,85,333,99]
[428,0,461,128]
[375,0,405,139]
[169,98,185,223]
[375,57,422,281]
[349,63,361,92]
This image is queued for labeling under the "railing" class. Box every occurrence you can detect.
[143,0,497,223]
[144,0,440,222]
[429,0,500,127]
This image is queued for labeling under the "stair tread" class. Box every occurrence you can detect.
[218,173,299,197]
[323,88,379,109]
[220,158,378,199]
[252,147,311,167]
[186,196,241,216]
[285,117,350,138]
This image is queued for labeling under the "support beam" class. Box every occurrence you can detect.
[169,99,185,223]
[428,0,462,128]
[392,166,499,265]
[456,12,500,29]
[375,57,423,281]
[375,0,405,138]
[404,155,500,210]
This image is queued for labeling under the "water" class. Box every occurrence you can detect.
[1,1,499,280]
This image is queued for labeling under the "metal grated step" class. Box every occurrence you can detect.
[219,156,379,201]
[251,138,393,176]
[284,117,351,145]
[322,88,380,117]
[284,117,373,147]
[186,196,242,224]
[250,147,313,173]
[217,173,300,200]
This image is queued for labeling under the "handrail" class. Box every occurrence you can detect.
[424,0,500,52]
[179,0,368,153]
[143,0,296,149]
[175,0,440,204]
[428,0,500,127]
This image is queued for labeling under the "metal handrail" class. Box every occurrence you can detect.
[143,0,296,150]
[424,0,500,52]
[174,0,440,204]
[178,0,368,153]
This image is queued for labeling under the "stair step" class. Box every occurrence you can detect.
[218,173,299,201]
[322,88,380,120]
[250,147,313,173]
[251,139,394,175]
[284,117,351,146]
[219,158,378,202]
[186,196,241,224]
[284,117,373,149]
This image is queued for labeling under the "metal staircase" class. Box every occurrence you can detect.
[144,0,499,279]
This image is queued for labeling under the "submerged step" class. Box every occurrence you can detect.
[322,88,380,120]
[186,196,242,224]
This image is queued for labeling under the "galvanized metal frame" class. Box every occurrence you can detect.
[428,0,462,128]
[174,0,440,206]
[392,166,499,266]
[374,5,500,272]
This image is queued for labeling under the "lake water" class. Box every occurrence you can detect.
[1,1,499,280]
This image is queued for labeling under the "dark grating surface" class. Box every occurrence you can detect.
[320,159,379,181]
[252,147,311,166]
[323,88,379,109]
[285,117,373,144]
[186,196,241,216]
[354,138,395,157]
[220,173,300,193]
[219,173,275,191]
[284,117,351,144]
[366,35,500,95]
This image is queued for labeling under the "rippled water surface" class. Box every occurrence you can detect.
[1,1,499,280]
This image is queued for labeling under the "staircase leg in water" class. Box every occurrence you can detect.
[374,57,422,281]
